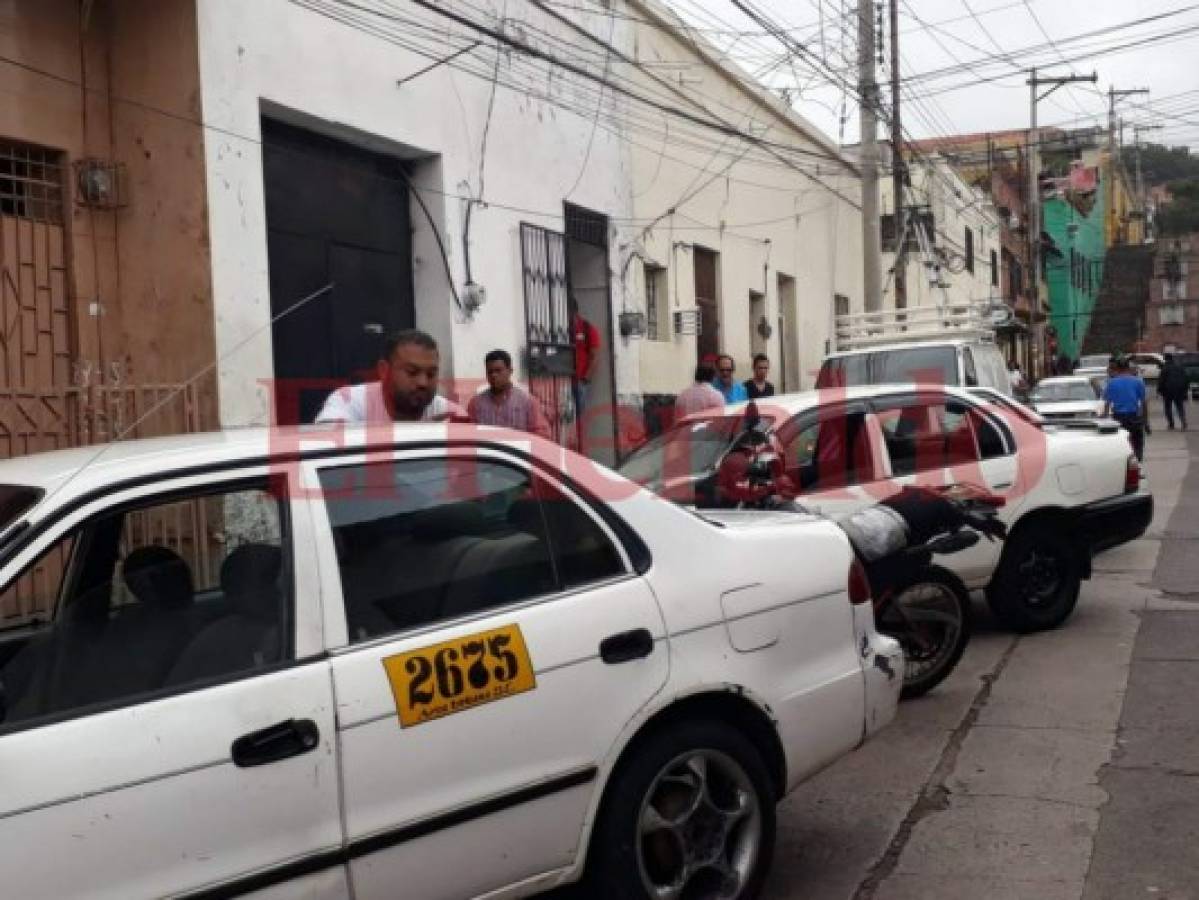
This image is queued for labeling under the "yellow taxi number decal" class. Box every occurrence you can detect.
[382,624,536,728]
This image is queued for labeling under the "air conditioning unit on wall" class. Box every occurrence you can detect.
[673,309,701,335]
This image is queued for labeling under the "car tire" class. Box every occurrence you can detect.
[986,524,1081,632]
[583,719,776,900]
[876,566,972,700]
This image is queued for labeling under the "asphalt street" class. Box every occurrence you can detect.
[764,411,1199,900]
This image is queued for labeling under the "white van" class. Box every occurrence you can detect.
[816,338,1013,396]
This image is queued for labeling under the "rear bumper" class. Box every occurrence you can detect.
[1074,490,1154,556]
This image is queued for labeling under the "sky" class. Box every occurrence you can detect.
[664,0,1199,151]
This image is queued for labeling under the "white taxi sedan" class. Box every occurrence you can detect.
[0,425,900,900]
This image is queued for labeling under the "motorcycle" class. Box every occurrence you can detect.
[708,403,1007,699]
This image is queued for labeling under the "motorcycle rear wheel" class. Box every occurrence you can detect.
[876,567,972,700]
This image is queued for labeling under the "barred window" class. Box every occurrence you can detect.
[0,141,64,224]
[644,264,668,342]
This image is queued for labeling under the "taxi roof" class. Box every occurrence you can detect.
[0,423,543,499]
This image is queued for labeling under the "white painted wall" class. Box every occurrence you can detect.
[624,0,864,397]
[881,153,1001,311]
[196,0,634,426]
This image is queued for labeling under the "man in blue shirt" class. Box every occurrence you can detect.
[712,354,748,404]
[1103,355,1146,460]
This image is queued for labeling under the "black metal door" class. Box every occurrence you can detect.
[520,222,576,446]
[262,118,414,424]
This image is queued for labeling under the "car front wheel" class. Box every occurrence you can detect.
[585,719,776,899]
[986,524,1081,632]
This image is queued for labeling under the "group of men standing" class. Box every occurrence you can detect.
[315,329,551,437]
[674,353,776,419]
[315,301,604,439]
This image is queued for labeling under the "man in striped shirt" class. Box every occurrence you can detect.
[467,349,552,439]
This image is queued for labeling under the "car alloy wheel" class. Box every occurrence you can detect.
[636,749,763,899]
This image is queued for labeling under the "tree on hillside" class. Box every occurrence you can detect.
[1140,144,1199,186]
[1157,180,1199,236]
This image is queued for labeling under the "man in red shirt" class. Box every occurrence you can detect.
[572,299,601,418]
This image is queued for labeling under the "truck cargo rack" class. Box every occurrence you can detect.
[834,303,997,351]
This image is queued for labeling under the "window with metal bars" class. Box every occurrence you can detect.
[644,263,667,341]
[0,140,64,224]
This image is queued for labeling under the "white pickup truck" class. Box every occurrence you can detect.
[620,384,1153,633]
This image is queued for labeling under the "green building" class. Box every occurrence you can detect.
[1043,189,1107,361]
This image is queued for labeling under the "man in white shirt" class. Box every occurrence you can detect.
[315,329,465,424]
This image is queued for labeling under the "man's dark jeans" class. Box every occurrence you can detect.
[1114,413,1145,461]
[1163,394,1188,430]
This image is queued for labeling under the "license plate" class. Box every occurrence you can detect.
[382,624,537,728]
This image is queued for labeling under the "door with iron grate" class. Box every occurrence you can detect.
[520,222,577,446]
[0,139,73,457]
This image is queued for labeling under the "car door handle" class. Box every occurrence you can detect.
[600,628,655,664]
[231,718,320,768]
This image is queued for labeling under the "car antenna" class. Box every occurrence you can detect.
[7,282,335,528]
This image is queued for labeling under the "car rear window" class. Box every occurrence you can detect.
[1034,381,1100,402]
[817,346,958,388]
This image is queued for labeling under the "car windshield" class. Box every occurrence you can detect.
[818,346,958,388]
[619,415,759,491]
[1033,381,1098,402]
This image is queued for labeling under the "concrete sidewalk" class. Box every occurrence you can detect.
[1083,424,1199,900]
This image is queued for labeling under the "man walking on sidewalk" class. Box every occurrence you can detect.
[1158,352,1189,431]
[1104,355,1147,460]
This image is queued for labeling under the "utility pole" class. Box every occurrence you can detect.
[1028,69,1097,374]
[1109,87,1149,159]
[1107,88,1148,245]
[1027,70,1098,314]
[889,0,905,309]
[859,0,881,312]
[1133,123,1164,241]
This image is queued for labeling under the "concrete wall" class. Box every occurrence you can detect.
[195,0,634,426]
[0,0,215,422]
[625,0,862,397]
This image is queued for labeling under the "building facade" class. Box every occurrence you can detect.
[879,149,1001,314]
[0,0,216,456]
[1145,236,1199,353]
[626,0,862,425]
[0,0,863,464]
[196,0,637,463]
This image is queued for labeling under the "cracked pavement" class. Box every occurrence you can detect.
[763,414,1199,900]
